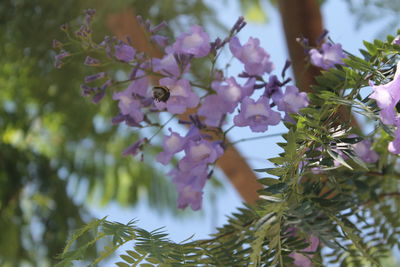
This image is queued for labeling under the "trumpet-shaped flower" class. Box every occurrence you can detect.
[172,25,211,58]
[234,96,280,132]
[229,37,274,76]
[309,43,346,70]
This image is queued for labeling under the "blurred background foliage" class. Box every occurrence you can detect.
[344,0,400,37]
[0,0,225,265]
[1,0,400,266]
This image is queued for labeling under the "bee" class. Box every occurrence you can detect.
[152,86,170,102]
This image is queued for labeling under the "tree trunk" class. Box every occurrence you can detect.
[277,0,358,128]
[277,0,323,92]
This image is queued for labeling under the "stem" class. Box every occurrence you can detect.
[230,133,285,145]
[223,125,235,135]
[113,74,148,86]
[147,114,175,142]
[190,82,213,91]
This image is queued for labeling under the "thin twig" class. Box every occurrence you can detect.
[230,132,285,145]
[148,115,175,142]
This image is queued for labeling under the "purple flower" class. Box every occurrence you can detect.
[290,235,319,267]
[393,36,400,45]
[264,75,283,103]
[122,138,146,157]
[84,56,101,66]
[75,25,91,39]
[156,129,186,165]
[84,9,96,25]
[151,35,169,47]
[152,50,187,78]
[115,42,136,62]
[215,77,256,112]
[113,87,144,125]
[353,140,378,163]
[388,120,400,155]
[389,125,400,154]
[309,43,346,70]
[172,139,223,210]
[177,185,203,210]
[112,114,142,127]
[233,96,281,132]
[197,94,227,127]
[54,51,71,69]
[92,90,106,104]
[172,25,211,58]
[229,37,274,76]
[154,78,199,114]
[230,16,246,36]
[80,84,95,96]
[127,70,150,97]
[276,85,309,114]
[84,72,106,83]
[91,79,112,104]
[170,164,208,210]
[179,139,224,169]
[160,127,223,210]
[197,77,256,127]
[369,64,400,125]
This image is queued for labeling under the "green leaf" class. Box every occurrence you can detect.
[120,254,135,264]
[264,183,288,194]
[258,177,280,186]
[326,149,353,170]
[363,41,377,55]
[146,257,160,264]
[126,250,140,259]
[253,168,270,173]
[268,157,285,165]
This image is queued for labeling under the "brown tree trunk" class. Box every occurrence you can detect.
[277,0,358,128]
[277,0,323,92]
[107,9,262,204]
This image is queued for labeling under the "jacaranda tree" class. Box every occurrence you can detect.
[54,7,400,267]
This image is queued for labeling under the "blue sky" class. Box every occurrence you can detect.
[89,0,398,264]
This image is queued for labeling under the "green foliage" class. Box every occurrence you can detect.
[0,0,228,265]
[58,31,400,266]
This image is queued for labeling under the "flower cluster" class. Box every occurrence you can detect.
[159,127,223,210]
[55,10,312,210]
